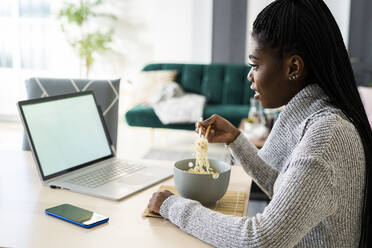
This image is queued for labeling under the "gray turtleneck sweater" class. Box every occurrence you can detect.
[159,84,365,247]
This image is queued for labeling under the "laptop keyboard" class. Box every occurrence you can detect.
[65,160,146,188]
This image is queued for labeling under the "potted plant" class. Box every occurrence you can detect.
[58,0,117,78]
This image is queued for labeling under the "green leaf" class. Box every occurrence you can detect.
[57,0,117,77]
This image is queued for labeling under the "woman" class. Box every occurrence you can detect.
[148,0,372,247]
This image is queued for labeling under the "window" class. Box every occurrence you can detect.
[0,0,79,118]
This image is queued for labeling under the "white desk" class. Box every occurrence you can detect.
[0,151,251,247]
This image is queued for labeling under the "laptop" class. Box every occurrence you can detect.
[18,91,172,201]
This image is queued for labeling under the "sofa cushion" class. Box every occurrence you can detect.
[143,64,184,83]
[125,105,195,130]
[125,104,250,130]
[141,63,253,105]
[132,70,178,105]
[126,63,254,131]
[201,64,225,103]
[182,65,204,94]
[204,104,250,127]
[222,65,252,105]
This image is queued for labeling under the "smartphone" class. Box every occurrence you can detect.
[45,204,109,228]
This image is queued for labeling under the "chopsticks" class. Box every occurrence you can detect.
[199,117,211,139]
[205,125,211,139]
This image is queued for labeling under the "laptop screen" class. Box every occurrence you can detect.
[19,93,113,179]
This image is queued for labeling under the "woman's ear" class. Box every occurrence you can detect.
[286,55,304,81]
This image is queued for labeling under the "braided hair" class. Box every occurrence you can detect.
[252,0,372,247]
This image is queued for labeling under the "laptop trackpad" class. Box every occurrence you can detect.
[118,173,155,185]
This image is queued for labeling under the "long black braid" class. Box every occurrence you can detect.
[253,0,372,247]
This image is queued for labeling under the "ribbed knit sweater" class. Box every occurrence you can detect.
[160,84,365,247]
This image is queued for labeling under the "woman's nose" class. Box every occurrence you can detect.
[247,68,254,82]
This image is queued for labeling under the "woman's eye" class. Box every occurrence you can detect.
[249,63,259,69]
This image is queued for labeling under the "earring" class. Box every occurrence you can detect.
[289,74,299,80]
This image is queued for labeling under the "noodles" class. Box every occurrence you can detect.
[188,125,219,179]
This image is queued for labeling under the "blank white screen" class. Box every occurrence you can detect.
[22,94,112,177]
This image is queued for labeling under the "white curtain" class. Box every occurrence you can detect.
[0,0,75,117]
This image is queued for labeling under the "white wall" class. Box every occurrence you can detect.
[142,0,194,63]
[246,0,351,61]
[191,0,213,63]
[92,0,213,79]
[324,0,351,47]
[140,0,212,64]
[53,0,213,78]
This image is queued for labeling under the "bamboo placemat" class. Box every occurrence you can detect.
[143,185,248,218]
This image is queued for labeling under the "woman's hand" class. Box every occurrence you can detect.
[147,190,174,214]
[196,114,240,145]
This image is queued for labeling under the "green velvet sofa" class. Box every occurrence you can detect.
[125,63,254,130]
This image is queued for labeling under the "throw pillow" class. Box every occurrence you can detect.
[132,70,178,105]
[149,82,184,105]
[358,86,372,127]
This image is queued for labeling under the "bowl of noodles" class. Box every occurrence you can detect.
[173,158,231,205]
[173,122,231,204]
